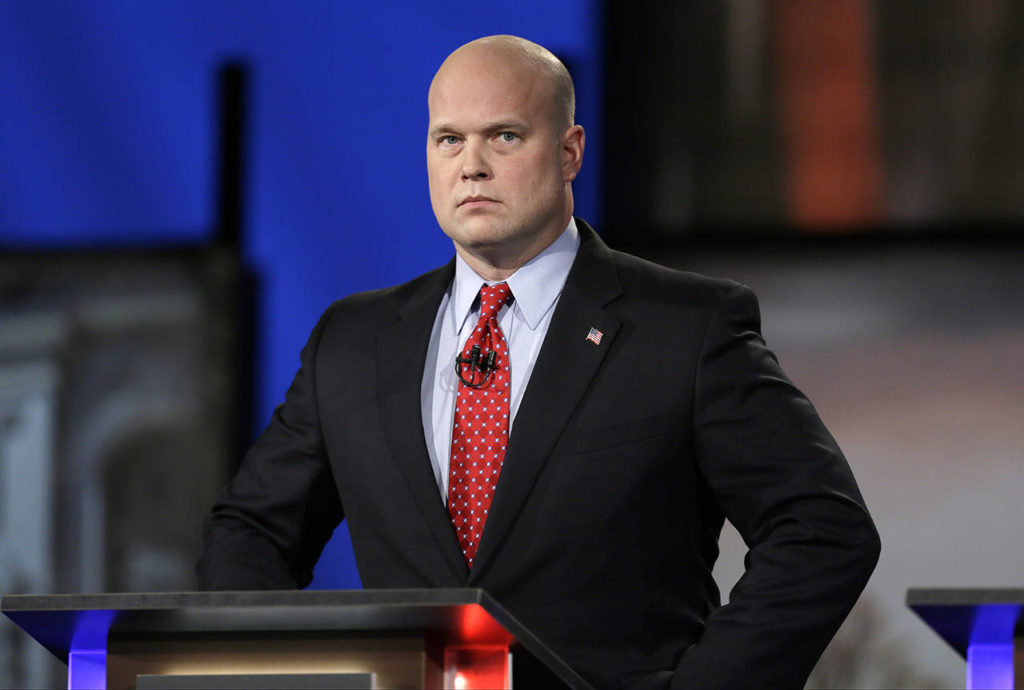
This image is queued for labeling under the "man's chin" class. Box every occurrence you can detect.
[445,218,509,245]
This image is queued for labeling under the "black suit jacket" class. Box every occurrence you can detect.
[198,220,880,689]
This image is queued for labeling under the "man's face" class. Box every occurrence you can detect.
[426,49,582,272]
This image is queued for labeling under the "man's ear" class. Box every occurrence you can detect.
[562,125,585,181]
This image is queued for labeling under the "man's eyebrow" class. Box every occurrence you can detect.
[484,121,531,134]
[428,122,458,137]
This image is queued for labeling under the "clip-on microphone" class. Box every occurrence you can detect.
[455,344,499,389]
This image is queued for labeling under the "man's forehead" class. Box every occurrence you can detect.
[433,62,534,99]
[427,91,548,135]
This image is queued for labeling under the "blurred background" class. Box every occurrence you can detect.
[1,1,1021,688]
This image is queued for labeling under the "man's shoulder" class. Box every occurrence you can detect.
[575,218,750,310]
[613,247,738,290]
[602,243,752,312]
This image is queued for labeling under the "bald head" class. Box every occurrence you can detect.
[430,35,575,131]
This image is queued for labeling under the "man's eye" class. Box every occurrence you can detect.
[498,132,519,143]
[440,135,460,146]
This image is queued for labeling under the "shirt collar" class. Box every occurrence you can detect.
[449,217,580,334]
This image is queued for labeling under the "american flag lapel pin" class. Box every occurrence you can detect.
[585,327,603,345]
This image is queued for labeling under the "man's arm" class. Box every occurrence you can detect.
[197,305,344,591]
[672,284,880,689]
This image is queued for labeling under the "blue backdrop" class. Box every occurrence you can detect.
[0,0,603,588]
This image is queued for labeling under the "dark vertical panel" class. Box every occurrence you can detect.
[215,63,247,248]
[603,1,784,240]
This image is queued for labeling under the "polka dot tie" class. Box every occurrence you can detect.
[448,282,513,568]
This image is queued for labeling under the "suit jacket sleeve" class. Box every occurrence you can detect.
[671,284,880,689]
[196,304,343,590]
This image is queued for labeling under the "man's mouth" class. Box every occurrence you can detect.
[459,196,498,207]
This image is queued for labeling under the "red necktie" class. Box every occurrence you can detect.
[448,282,513,567]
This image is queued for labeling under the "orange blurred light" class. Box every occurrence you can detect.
[773,0,883,230]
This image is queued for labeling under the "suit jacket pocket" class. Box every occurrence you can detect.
[574,413,674,453]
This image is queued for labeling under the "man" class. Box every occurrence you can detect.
[198,35,879,688]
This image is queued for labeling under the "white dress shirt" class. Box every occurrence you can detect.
[420,218,580,500]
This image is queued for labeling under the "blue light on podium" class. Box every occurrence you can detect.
[967,644,1013,690]
[68,650,106,690]
[68,609,116,690]
[966,603,1019,690]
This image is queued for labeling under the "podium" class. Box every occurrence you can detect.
[2,589,593,690]
[907,588,1024,690]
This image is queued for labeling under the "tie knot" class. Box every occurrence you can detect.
[478,283,512,320]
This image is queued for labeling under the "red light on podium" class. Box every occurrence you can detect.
[444,646,510,689]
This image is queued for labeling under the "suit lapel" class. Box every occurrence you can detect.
[375,260,468,582]
[469,222,623,582]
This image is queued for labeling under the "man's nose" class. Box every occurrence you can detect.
[461,140,492,180]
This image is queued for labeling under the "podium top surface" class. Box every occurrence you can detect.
[2,589,592,688]
[906,587,1024,658]
[2,587,498,614]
